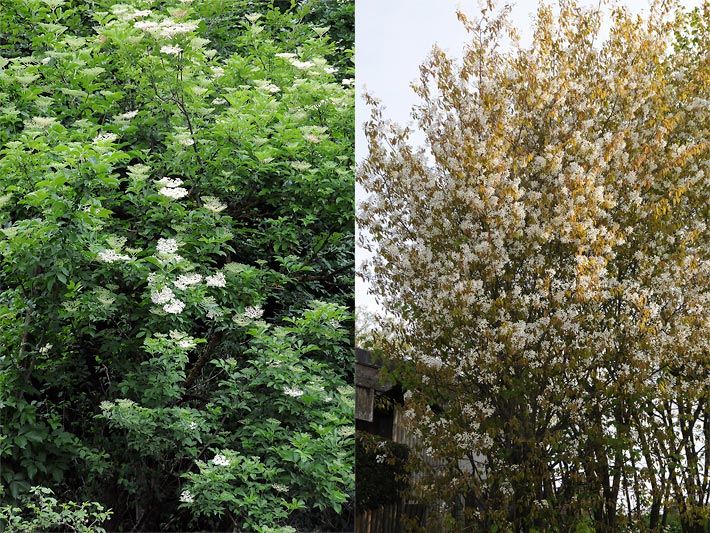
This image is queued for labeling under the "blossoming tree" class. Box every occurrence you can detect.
[358,1,708,531]
[0,0,354,531]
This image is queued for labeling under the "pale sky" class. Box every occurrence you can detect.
[355,0,702,314]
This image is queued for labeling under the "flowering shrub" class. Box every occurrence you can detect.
[0,0,353,530]
[359,1,708,531]
[0,486,112,533]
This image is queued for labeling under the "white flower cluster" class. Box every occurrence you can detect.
[112,5,152,21]
[154,237,183,264]
[174,273,202,290]
[156,177,183,188]
[288,58,315,70]
[134,19,199,39]
[169,330,197,350]
[179,489,194,503]
[93,287,116,307]
[156,237,179,255]
[283,386,304,398]
[148,239,226,315]
[201,196,226,213]
[253,79,280,94]
[205,272,226,287]
[338,426,355,437]
[290,161,311,172]
[93,132,118,144]
[116,110,138,122]
[158,175,189,200]
[27,116,58,129]
[163,299,185,315]
[159,187,189,199]
[98,249,132,263]
[211,454,230,467]
[244,306,263,319]
[38,343,53,355]
[300,125,327,144]
[160,45,182,56]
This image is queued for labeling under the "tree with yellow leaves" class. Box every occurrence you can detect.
[358,1,708,530]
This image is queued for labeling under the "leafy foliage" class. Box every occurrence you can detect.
[0,486,112,533]
[355,432,409,511]
[0,0,354,531]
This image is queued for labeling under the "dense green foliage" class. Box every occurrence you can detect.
[355,432,409,511]
[0,0,354,531]
[196,0,354,75]
[0,486,112,533]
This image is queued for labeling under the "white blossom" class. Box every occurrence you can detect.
[179,489,194,503]
[160,45,182,56]
[93,133,118,144]
[157,238,179,255]
[151,286,175,305]
[338,426,355,437]
[163,299,185,314]
[116,110,138,121]
[254,79,280,94]
[28,116,58,129]
[156,177,183,188]
[159,186,189,199]
[169,331,196,349]
[243,306,263,319]
[290,161,312,172]
[211,454,230,467]
[98,249,131,263]
[136,19,199,39]
[174,273,202,290]
[94,288,116,307]
[205,272,226,287]
[134,20,159,32]
[283,386,304,398]
[289,58,315,70]
[201,196,226,213]
[38,343,53,355]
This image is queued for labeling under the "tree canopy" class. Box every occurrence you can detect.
[358,1,709,531]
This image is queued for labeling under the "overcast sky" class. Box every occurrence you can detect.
[354,0,702,314]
